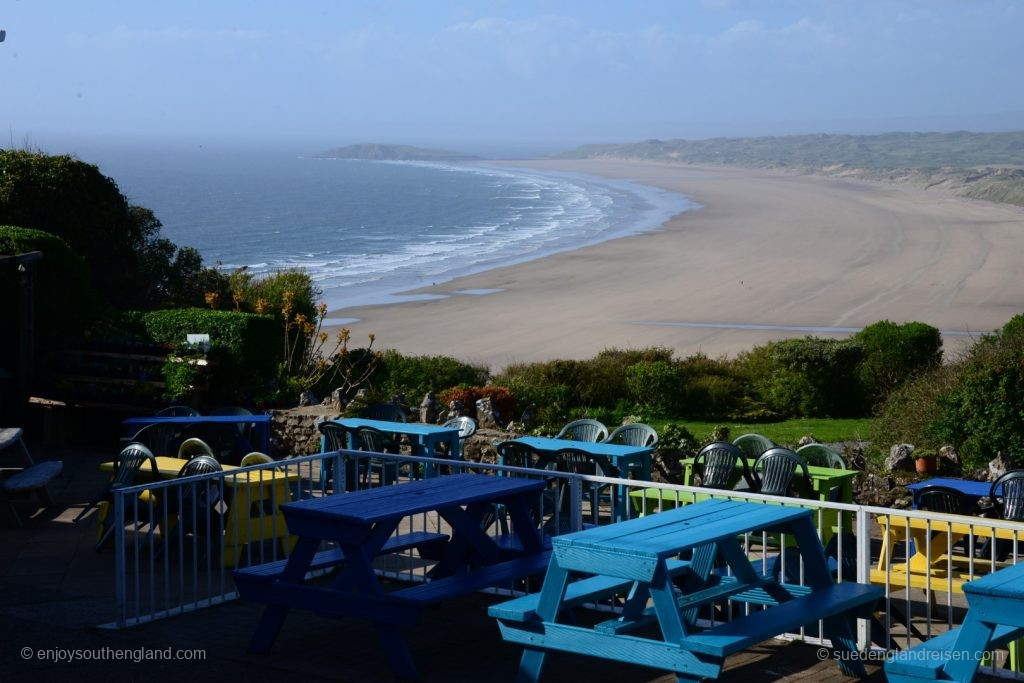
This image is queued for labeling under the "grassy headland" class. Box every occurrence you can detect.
[556,131,1024,207]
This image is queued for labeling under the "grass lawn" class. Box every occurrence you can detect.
[654,418,873,447]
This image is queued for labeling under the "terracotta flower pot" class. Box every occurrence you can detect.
[915,457,937,474]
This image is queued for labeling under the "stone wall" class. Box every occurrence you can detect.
[269,406,340,458]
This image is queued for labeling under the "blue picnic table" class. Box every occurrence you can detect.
[234,474,551,679]
[489,498,882,682]
[885,560,1024,682]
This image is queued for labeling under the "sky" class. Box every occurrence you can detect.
[3,0,1024,155]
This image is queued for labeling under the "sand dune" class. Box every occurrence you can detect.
[328,160,1024,371]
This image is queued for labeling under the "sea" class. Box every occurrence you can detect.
[77,144,697,316]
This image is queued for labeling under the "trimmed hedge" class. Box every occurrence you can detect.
[124,308,281,402]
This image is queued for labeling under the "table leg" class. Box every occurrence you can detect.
[942,616,994,682]
[248,536,319,653]
[517,555,568,683]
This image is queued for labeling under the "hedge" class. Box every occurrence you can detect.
[125,308,281,402]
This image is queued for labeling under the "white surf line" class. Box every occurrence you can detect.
[626,321,978,337]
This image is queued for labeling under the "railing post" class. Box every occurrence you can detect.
[569,476,583,532]
[113,488,126,628]
[856,505,870,651]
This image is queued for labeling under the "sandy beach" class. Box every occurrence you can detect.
[328,160,1024,372]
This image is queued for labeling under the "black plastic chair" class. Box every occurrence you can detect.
[318,421,357,492]
[356,426,405,485]
[752,447,811,498]
[129,422,184,458]
[604,423,658,447]
[693,442,752,490]
[162,455,224,561]
[85,443,160,551]
[990,470,1024,521]
[554,419,608,443]
[209,406,255,440]
[156,405,200,417]
[913,485,967,514]
[496,440,546,471]
[551,448,619,527]
[981,470,1024,560]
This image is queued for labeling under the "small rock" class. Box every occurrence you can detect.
[886,443,916,472]
[797,435,818,447]
[419,391,439,424]
[989,453,1010,482]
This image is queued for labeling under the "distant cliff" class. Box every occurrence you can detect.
[556,131,1024,207]
[316,144,479,162]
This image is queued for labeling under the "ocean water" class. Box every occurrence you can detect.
[83,146,696,312]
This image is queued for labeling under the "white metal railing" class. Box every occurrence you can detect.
[102,450,1024,677]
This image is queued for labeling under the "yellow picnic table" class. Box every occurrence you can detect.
[98,456,298,567]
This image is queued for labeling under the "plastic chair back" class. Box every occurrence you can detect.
[604,423,658,447]
[913,485,966,514]
[693,442,747,490]
[209,406,253,416]
[991,470,1024,521]
[178,437,214,461]
[239,452,274,467]
[318,422,351,451]
[555,419,608,443]
[113,443,159,488]
[733,433,775,460]
[442,416,477,440]
[496,441,545,471]
[130,423,184,458]
[355,426,390,453]
[753,447,811,498]
[796,443,846,469]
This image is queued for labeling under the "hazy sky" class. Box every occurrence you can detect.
[3,1,1024,154]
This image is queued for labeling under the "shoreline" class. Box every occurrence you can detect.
[327,159,1024,372]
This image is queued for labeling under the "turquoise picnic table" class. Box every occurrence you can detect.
[334,417,462,478]
[885,560,1024,682]
[508,436,653,522]
[489,498,882,682]
[234,474,550,679]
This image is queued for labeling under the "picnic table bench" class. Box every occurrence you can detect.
[489,498,882,682]
[885,560,1024,682]
[234,474,550,679]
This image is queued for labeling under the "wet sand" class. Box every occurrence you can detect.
[328,160,1024,371]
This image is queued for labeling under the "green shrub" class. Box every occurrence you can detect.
[869,363,962,467]
[925,316,1024,470]
[0,151,218,309]
[740,338,865,417]
[377,350,489,399]
[576,347,675,407]
[854,320,942,408]
[0,226,98,345]
[625,360,683,416]
[127,308,281,403]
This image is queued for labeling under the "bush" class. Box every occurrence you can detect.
[0,151,219,309]
[869,363,962,467]
[625,360,683,416]
[854,320,942,408]
[740,338,865,417]
[576,347,675,407]
[925,316,1024,470]
[377,350,489,400]
[126,308,281,403]
[0,226,98,344]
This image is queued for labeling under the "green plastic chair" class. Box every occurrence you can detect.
[796,443,846,469]
[604,423,658,447]
[732,433,775,460]
[555,419,608,443]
